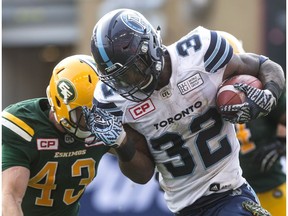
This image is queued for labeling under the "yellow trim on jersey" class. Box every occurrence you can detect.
[2,111,34,141]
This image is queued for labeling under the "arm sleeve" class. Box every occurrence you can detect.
[2,127,37,171]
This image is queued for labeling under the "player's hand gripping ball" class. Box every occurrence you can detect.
[216,75,263,123]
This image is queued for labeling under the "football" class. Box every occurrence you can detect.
[216,75,263,112]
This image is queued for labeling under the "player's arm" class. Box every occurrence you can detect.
[254,113,286,172]
[110,124,155,184]
[220,53,285,123]
[223,53,285,97]
[83,106,155,184]
[256,91,286,172]
[2,166,30,216]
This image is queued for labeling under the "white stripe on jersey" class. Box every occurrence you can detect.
[2,117,32,142]
[210,40,231,72]
[204,33,222,69]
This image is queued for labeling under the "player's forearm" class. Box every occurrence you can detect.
[229,54,285,100]
[258,59,285,99]
[114,138,155,184]
[2,194,24,216]
[118,150,155,184]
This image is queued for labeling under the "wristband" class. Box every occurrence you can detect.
[259,55,269,66]
[264,81,282,100]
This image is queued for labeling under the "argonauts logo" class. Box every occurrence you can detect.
[121,12,151,34]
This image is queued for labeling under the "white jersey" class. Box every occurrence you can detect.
[94,26,245,213]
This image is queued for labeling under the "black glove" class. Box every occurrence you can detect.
[220,83,277,124]
[253,139,286,173]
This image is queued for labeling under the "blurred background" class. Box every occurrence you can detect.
[2,0,286,215]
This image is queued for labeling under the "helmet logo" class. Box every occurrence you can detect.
[121,13,151,34]
[57,79,76,104]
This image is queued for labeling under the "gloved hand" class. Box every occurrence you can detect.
[253,139,286,173]
[220,83,277,124]
[242,200,271,216]
[220,103,251,124]
[82,105,126,148]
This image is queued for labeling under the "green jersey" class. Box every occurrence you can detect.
[236,92,286,193]
[2,98,110,216]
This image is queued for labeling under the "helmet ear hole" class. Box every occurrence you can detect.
[152,36,157,48]
[88,75,92,83]
[55,96,61,107]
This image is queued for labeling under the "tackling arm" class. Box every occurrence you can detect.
[111,124,155,184]
[83,105,155,184]
[2,166,30,216]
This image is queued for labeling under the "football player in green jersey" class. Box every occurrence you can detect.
[236,93,286,216]
[220,32,286,216]
[2,55,154,216]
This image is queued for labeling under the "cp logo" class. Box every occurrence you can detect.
[129,99,155,120]
[37,139,59,150]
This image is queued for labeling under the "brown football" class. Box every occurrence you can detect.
[216,75,263,114]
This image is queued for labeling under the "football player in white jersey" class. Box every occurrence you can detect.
[85,9,285,216]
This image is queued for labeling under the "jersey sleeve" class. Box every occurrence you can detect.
[202,28,233,73]
[172,26,233,74]
[93,81,124,120]
[2,110,38,171]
